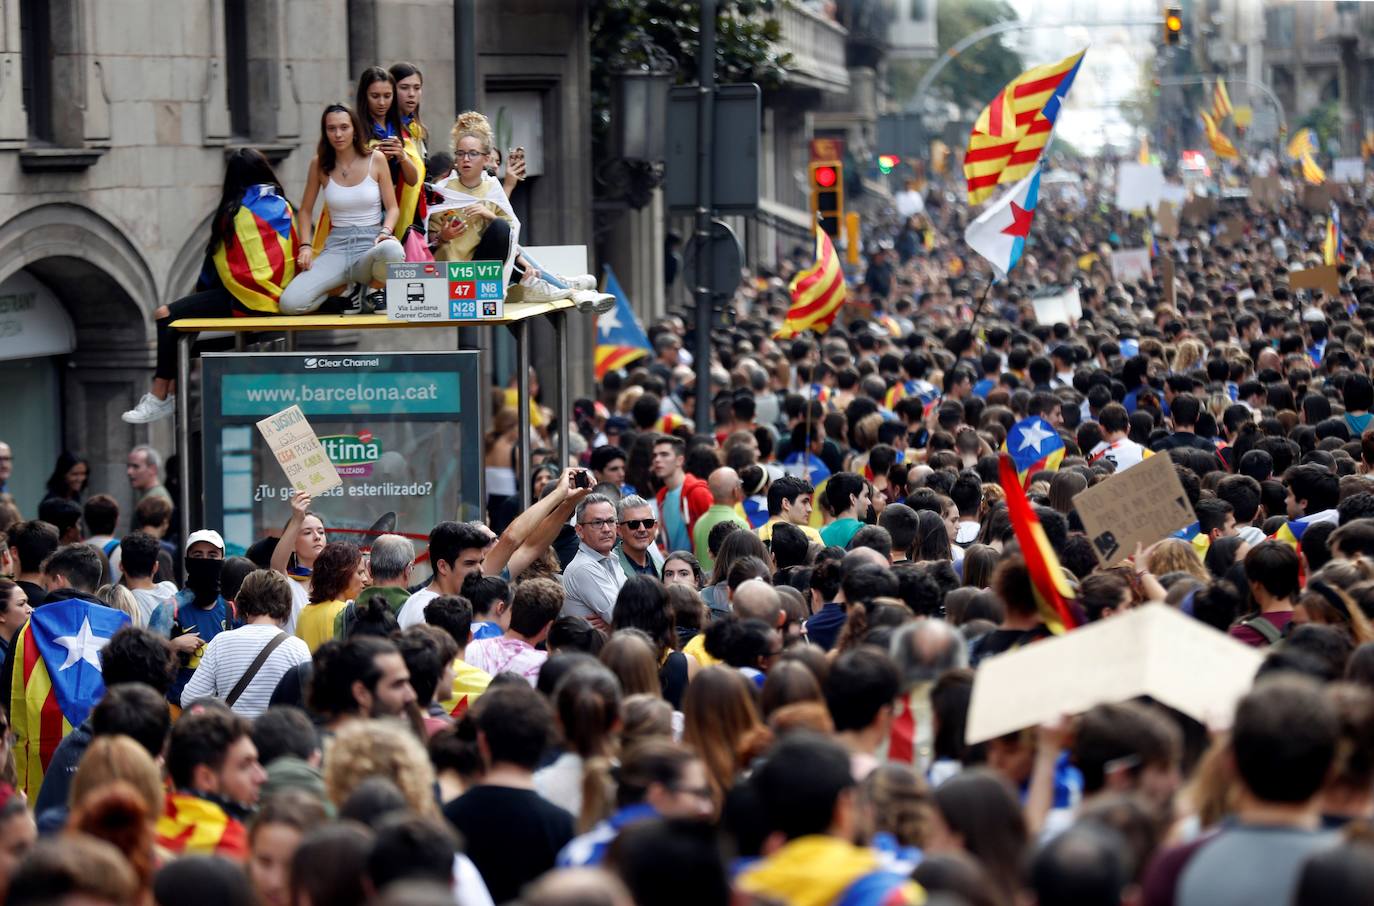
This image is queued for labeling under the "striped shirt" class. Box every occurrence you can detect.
[179,623,312,718]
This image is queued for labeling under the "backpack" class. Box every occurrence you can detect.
[1239,614,1284,645]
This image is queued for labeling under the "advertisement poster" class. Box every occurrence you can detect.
[201,352,482,568]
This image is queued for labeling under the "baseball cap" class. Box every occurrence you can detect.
[186,529,225,552]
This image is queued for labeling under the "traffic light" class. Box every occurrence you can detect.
[877,154,900,175]
[810,160,844,239]
[1164,5,1182,44]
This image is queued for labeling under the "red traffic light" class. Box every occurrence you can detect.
[814,165,838,188]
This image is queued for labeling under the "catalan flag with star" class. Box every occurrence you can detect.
[1005,415,1065,487]
[775,227,847,340]
[594,266,653,379]
[210,184,301,315]
[11,598,130,797]
[999,453,1078,635]
[963,49,1086,205]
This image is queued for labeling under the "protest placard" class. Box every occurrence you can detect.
[1073,451,1196,566]
[1179,197,1215,224]
[256,405,342,497]
[1249,173,1282,210]
[1332,157,1365,184]
[965,604,1264,744]
[1302,183,1334,212]
[1290,264,1341,298]
[1155,202,1179,239]
[1030,286,1082,326]
[1109,248,1151,284]
[1114,163,1164,212]
[1217,216,1245,247]
[1159,182,1188,206]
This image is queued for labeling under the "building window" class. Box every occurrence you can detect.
[224,0,251,137]
[19,0,54,142]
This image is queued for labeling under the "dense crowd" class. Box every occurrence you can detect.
[8,60,1374,906]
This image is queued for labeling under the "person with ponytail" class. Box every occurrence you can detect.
[534,663,622,832]
[389,62,428,158]
[123,149,299,423]
[281,103,405,315]
[357,67,423,233]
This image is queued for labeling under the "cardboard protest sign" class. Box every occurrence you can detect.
[256,405,342,497]
[1217,216,1245,247]
[1115,163,1165,212]
[1249,174,1282,210]
[1155,202,1179,239]
[1302,183,1334,212]
[1290,264,1341,299]
[1159,182,1188,206]
[1332,157,1365,184]
[966,603,1264,744]
[1073,451,1196,566]
[1031,286,1082,326]
[1109,248,1151,284]
[1179,197,1215,224]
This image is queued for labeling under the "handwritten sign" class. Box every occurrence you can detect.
[966,604,1263,744]
[1074,451,1196,566]
[1290,264,1341,299]
[1110,248,1151,284]
[256,405,342,496]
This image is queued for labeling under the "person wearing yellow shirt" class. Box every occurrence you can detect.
[294,541,367,653]
[756,474,822,545]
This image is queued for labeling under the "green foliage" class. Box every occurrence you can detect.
[1297,100,1342,152]
[589,0,791,158]
[888,0,1023,109]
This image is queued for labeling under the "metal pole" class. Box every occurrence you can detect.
[176,333,194,535]
[515,321,532,512]
[555,310,570,469]
[1158,75,1288,139]
[692,0,716,433]
[455,0,480,354]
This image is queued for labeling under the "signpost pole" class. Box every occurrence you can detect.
[556,310,570,470]
[692,0,716,433]
[176,333,194,564]
[515,321,532,511]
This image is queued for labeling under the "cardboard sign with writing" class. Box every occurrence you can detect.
[256,405,343,496]
[1073,451,1196,566]
[1110,248,1151,284]
[1155,202,1179,239]
[1290,264,1341,298]
[1179,197,1216,224]
[966,604,1263,744]
[1302,183,1334,212]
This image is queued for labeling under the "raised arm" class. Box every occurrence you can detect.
[271,491,312,575]
[483,468,590,578]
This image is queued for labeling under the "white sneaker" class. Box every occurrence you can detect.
[122,392,176,424]
[558,273,597,291]
[519,272,573,304]
[571,289,616,315]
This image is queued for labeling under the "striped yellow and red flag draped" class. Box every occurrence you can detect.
[10,624,72,797]
[1200,111,1239,160]
[1212,78,1233,121]
[1288,128,1315,160]
[774,228,846,340]
[997,454,1079,635]
[1301,152,1326,185]
[156,792,250,860]
[963,49,1086,205]
[211,186,300,315]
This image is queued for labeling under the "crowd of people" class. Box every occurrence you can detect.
[7,62,1374,906]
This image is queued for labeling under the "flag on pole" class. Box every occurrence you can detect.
[1137,134,1151,165]
[774,227,847,340]
[998,454,1078,635]
[1212,78,1233,121]
[11,599,130,797]
[1004,416,1066,487]
[963,163,1042,280]
[593,266,653,379]
[1300,152,1326,185]
[1325,202,1343,266]
[1200,111,1239,160]
[1287,127,1316,159]
[963,49,1086,205]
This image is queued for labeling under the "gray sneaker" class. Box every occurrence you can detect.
[519,272,573,304]
[122,392,176,424]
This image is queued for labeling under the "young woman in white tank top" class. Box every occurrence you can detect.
[279,104,405,315]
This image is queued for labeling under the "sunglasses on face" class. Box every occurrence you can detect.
[620,519,657,530]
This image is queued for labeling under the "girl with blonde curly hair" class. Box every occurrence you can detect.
[323,718,437,817]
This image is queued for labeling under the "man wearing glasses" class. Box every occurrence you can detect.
[561,493,625,629]
[615,495,664,580]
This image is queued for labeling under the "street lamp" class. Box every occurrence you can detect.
[603,40,676,209]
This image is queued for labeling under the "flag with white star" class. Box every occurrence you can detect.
[963,162,1043,280]
[594,266,653,379]
[1005,415,1065,487]
[11,597,129,796]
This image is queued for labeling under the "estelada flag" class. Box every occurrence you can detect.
[1200,111,1239,160]
[998,454,1078,635]
[1004,416,1065,487]
[595,266,653,379]
[11,599,130,797]
[211,184,300,315]
[1212,78,1233,121]
[775,227,846,340]
[963,49,1085,205]
[156,792,250,860]
[1288,127,1316,159]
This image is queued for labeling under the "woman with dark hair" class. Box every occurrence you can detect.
[41,452,88,503]
[927,769,1029,904]
[1204,535,1250,579]
[124,148,300,423]
[702,530,770,615]
[612,576,696,708]
[388,62,427,156]
[356,66,422,230]
[661,551,706,590]
[279,104,404,316]
[961,544,998,590]
[912,510,954,563]
[294,541,365,653]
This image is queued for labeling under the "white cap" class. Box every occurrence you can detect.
[185,529,225,552]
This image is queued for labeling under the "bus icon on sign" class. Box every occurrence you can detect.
[406,283,425,304]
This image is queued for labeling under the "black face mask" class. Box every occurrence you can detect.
[185,557,223,606]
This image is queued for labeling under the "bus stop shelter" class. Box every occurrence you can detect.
[170,298,578,534]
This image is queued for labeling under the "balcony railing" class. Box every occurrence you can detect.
[776,1,850,94]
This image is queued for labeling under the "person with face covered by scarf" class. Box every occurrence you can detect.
[149,530,240,707]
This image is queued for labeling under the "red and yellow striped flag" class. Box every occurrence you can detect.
[1200,111,1239,160]
[10,623,73,798]
[1212,78,1233,121]
[1300,152,1326,185]
[998,454,1079,635]
[156,792,250,860]
[774,228,846,340]
[211,186,300,315]
[963,49,1086,205]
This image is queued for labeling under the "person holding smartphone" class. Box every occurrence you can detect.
[356,66,425,237]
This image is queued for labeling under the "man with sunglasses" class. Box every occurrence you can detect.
[615,495,664,580]
[561,493,625,629]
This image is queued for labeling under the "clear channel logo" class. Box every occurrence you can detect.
[303,357,382,369]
